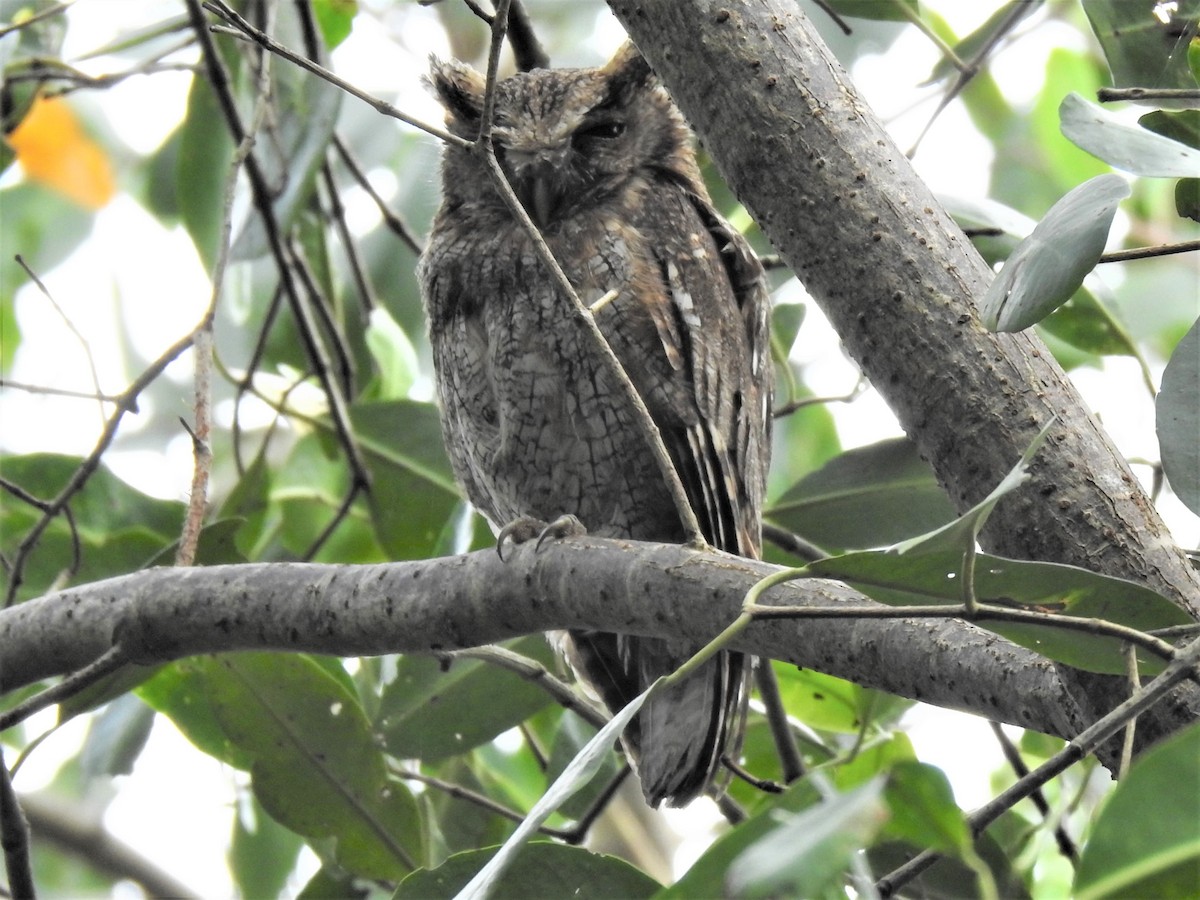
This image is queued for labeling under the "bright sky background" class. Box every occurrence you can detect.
[3,1,1196,896]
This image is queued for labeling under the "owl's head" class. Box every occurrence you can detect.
[428,43,700,227]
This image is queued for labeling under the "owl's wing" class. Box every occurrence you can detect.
[595,182,770,806]
[628,183,772,559]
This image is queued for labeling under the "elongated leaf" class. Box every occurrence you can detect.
[395,842,660,899]
[1157,317,1200,515]
[177,71,235,270]
[1083,1,1200,109]
[768,438,956,550]
[457,688,647,900]
[882,762,969,857]
[982,174,1130,332]
[1075,724,1200,899]
[377,638,556,761]
[664,778,824,897]
[808,549,1192,674]
[349,399,471,559]
[230,6,342,260]
[1061,93,1200,177]
[202,653,422,880]
[726,778,889,898]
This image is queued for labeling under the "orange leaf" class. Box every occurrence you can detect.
[8,95,115,209]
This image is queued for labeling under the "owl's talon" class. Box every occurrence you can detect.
[534,514,587,551]
[496,516,548,561]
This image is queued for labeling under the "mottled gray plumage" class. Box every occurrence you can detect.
[418,44,771,807]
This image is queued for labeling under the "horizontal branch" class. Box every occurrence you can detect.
[0,538,1086,744]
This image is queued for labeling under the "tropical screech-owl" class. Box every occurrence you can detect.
[418,43,772,808]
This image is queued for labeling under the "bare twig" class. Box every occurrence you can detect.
[1099,239,1200,263]
[201,0,468,147]
[332,136,424,255]
[877,635,1200,896]
[1097,87,1200,103]
[987,721,1078,863]
[0,646,132,733]
[0,745,36,900]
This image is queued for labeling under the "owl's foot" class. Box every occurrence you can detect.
[496,514,587,561]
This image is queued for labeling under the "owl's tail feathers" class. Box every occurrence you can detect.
[562,631,747,808]
[636,642,747,808]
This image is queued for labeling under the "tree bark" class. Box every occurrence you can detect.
[0,539,1087,744]
[607,0,1199,751]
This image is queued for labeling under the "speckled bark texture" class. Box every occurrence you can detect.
[0,540,1086,746]
[607,0,1199,753]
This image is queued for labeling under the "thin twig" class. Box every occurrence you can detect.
[0,379,126,405]
[0,745,36,900]
[201,0,468,147]
[0,646,131,733]
[760,522,827,563]
[15,256,106,430]
[987,721,1078,863]
[0,0,73,38]
[442,646,607,729]
[755,664,805,783]
[1098,239,1200,263]
[1097,87,1200,102]
[332,136,424,255]
[877,635,1200,896]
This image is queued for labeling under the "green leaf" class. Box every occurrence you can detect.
[1075,724,1200,899]
[312,0,357,50]
[774,664,910,735]
[1082,1,1200,109]
[365,306,419,400]
[833,732,917,793]
[1038,288,1139,359]
[0,454,185,600]
[927,2,1039,85]
[768,438,956,551]
[230,794,304,900]
[377,640,556,761]
[208,653,422,879]
[394,842,660,899]
[725,777,889,898]
[78,694,155,777]
[666,783,825,896]
[982,174,1130,332]
[457,689,647,899]
[825,0,919,22]
[0,183,95,307]
[350,399,465,559]
[177,71,235,270]
[808,548,1192,674]
[543,713,621,821]
[1157,316,1200,515]
[771,300,806,358]
[1060,93,1200,177]
[138,659,256,770]
[882,762,969,857]
[231,5,342,260]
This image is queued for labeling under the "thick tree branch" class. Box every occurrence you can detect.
[607,0,1200,749]
[1,540,1085,746]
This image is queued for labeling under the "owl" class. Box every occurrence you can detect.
[418,43,772,808]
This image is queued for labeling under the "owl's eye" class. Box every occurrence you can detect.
[573,120,626,143]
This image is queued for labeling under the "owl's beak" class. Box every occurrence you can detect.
[505,148,566,227]
[528,177,556,228]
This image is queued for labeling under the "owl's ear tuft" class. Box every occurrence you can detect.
[601,42,656,100]
[427,56,486,126]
